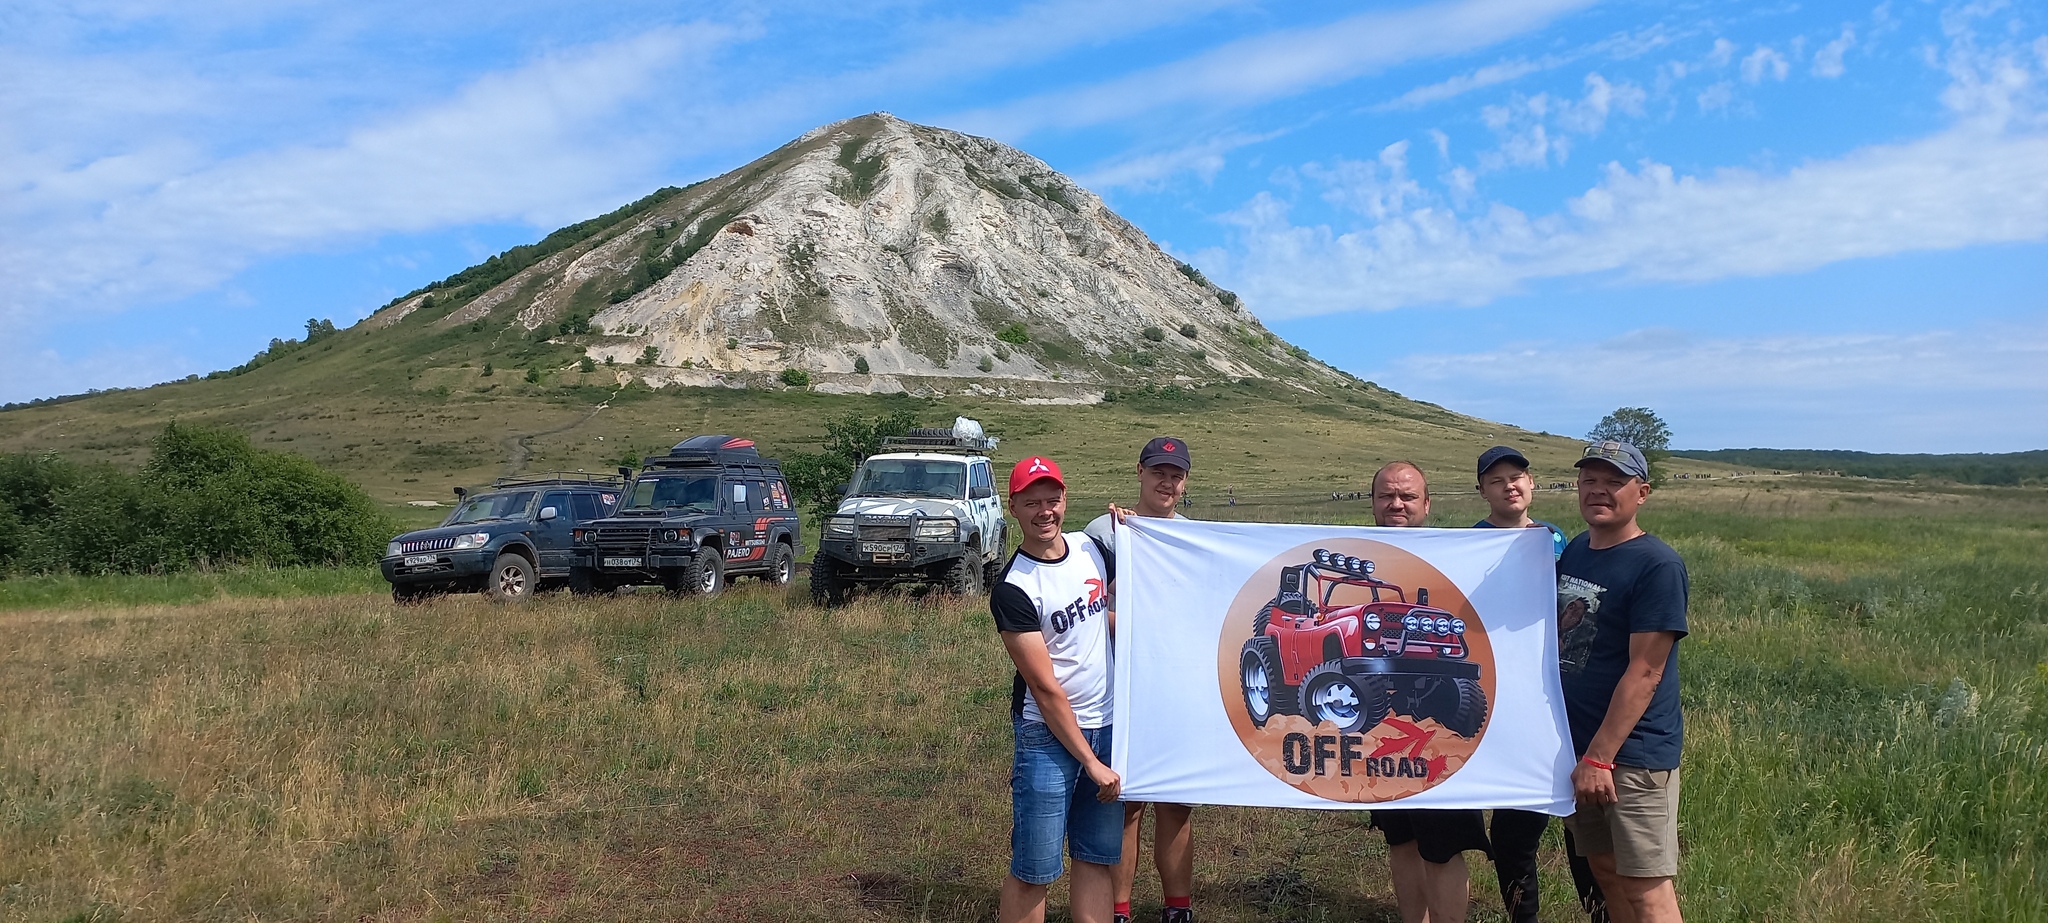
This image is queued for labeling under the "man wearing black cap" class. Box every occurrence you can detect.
[1557,441,1687,923]
[1471,446,1607,923]
[1085,436,1194,923]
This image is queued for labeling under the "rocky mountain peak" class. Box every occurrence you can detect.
[373,112,1344,398]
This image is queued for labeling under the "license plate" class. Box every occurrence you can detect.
[860,541,906,554]
[602,556,644,568]
[403,554,437,566]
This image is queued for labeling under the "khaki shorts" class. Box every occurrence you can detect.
[1565,766,1680,878]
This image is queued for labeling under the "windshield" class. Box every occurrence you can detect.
[851,459,968,499]
[625,474,719,512]
[1319,574,1403,607]
[446,490,536,525]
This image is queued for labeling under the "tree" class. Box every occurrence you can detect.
[781,410,920,521]
[524,368,541,383]
[781,368,811,388]
[578,356,596,373]
[1589,407,1673,482]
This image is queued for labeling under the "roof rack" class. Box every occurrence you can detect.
[489,472,629,490]
[878,417,999,453]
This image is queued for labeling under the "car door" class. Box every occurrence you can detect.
[968,461,1002,558]
[718,479,762,572]
[534,490,575,576]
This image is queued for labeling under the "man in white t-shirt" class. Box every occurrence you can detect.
[993,454,1122,923]
[1084,436,1196,923]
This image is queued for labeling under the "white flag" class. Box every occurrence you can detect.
[1110,518,1574,814]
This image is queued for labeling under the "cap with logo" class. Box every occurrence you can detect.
[1008,455,1066,495]
[1139,435,1191,471]
[1476,445,1530,478]
[1575,441,1651,480]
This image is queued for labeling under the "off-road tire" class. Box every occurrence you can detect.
[484,553,536,604]
[983,554,1007,590]
[810,555,850,607]
[1252,599,1278,636]
[567,567,606,596]
[678,552,724,597]
[764,543,795,587]
[1239,636,1291,726]
[940,555,981,595]
[1301,662,1391,734]
[1443,678,1489,737]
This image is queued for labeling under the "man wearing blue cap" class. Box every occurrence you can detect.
[1557,441,1688,923]
[1471,446,1606,923]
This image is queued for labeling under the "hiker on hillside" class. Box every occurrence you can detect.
[993,455,1122,923]
[1086,436,1196,923]
[1470,446,1609,923]
[1369,461,1490,923]
[1557,441,1688,923]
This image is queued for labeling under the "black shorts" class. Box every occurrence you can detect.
[1372,809,1491,863]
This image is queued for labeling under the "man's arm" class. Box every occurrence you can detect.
[1000,630,1121,802]
[1572,629,1679,804]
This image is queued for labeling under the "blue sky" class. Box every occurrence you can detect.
[4,0,2045,452]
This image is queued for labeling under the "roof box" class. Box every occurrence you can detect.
[670,435,759,456]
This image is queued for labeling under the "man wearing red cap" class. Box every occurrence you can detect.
[993,455,1123,923]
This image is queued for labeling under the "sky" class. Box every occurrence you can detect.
[4,0,2045,452]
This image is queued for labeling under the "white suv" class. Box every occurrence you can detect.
[810,419,1005,605]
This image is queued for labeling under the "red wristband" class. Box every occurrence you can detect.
[1582,756,1616,771]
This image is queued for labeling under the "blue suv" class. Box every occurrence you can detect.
[381,474,625,603]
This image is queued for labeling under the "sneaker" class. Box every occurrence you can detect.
[1161,908,1192,923]
[1113,914,1130,923]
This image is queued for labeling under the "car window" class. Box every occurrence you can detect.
[540,492,570,520]
[747,481,770,512]
[447,490,535,524]
[625,474,719,512]
[573,493,599,521]
[969,462,992,496]
[768,480,792,511]
[851,459,968,499]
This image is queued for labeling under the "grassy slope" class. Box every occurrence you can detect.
[1,479,2042,921]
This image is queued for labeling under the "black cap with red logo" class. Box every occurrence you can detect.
[1139,436,1191,471]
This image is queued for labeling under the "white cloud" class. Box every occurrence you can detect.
[1814,26,1857,78]
[1697,80,1736,112]
[1370,319,2048,452]
[946,0,1600,137]
[1205,125,2048,317]
[1740,45,1790,83]
[1077,130,1284,191]
[1375,57,1560,110]
[0,27,726,330]
[1475,73,1646,170]
[1707,37,1738,67]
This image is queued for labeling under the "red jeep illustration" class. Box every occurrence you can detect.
[1239,549,1488,737]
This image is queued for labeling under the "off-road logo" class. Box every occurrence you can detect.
[1215,540,1495,802]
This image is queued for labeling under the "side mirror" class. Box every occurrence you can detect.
[835,482,850,497]
[970,484,993,500]
[617,466,634,481]
[1417,588,1430,606]
[539,507,558,521]
[453,486,468,499]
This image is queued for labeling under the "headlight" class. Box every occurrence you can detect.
[451,532,490,550]
[1364,612,1381,631]
[916,520,959,542]
[1434,616,1451,634]
[1451,618,1466,634]
[826,519,854,538]
[661,530,680,543]
[1402,614,1419,632]
[386,542,402,558]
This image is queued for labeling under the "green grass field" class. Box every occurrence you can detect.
[2,478,2041,921]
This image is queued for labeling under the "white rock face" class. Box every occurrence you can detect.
[380,113,1339,392]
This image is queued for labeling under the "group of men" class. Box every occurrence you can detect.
[989,435,1689,923]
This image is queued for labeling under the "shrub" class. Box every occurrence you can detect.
[604,355,616,366]
[1191,348,1208,361]
[637,345,660,366]
[726,336,740,350]
[524,368,541,383]
[780,368,811,388]
[993,344,1012,362]
[995,323,1029,345]
[853,356,870,374]
[1142,326,1166,342]
[978,355,994,373]
[1179,324,1198,339]
[481,363,494,377]
[578,357,596,373]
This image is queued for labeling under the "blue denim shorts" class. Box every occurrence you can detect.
[1010,718,1122,884]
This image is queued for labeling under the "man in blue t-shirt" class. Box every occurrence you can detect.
[1469,446,1606,923]
[1557,441,1688,923]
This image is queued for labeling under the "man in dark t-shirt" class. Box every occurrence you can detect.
[1557,441,1687,923]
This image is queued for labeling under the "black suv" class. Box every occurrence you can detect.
[573,435,801,596]
[382,474,625,603]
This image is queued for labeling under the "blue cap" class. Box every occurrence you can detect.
[1575,441,1650,480]
[1140,435,1191,470]
[1476,445,1530,478]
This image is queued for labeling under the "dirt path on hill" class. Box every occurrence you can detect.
[500,377,631,476]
